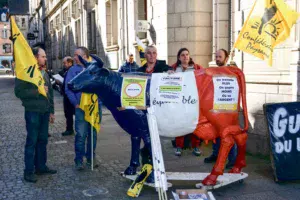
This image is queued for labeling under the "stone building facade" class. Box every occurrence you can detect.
[37,0,300,155]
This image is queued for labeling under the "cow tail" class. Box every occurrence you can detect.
[232,67,249,132]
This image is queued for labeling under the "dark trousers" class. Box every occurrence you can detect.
[176,134,200,148]
[24,111,50,173]
[63,96,75,131]
[213,138,237,163]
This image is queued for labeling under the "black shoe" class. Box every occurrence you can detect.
[75,160,84,171]
[35,167,57,175]
[62,130,74,136]
[124,166,137,175]
[86,159,99,169]
[204,154,218,163]
[24,173,37,183]
[226,161,235,169]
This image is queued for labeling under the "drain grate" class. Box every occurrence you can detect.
[82,187,109,197]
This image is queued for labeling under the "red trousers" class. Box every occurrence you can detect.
[176,134,200,148]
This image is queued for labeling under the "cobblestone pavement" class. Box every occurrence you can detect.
[1,76,300,200]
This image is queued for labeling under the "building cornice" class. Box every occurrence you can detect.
[45,0,68,19]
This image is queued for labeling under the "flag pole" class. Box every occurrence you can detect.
[91,117,94,171]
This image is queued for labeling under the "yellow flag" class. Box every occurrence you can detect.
[10,16,47,97]
[233,0,300,66]
[136,36,147,66]
[79,93,101,133]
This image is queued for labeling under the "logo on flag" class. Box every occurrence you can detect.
[10,16,47,97]
[79,93,101,133]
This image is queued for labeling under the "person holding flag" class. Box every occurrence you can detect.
[14,48,57,182]
[12,16,57,183]
[65,46,102,170]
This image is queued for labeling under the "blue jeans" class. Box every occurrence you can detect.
[74,108,101,163]
[24,111,50,173]
[212,138,237,163]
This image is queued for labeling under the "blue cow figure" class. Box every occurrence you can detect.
[68,55,153,178]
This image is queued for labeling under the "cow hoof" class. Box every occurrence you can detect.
[228,166,242,174]
[202,174,218,185]
[124,166,137,175]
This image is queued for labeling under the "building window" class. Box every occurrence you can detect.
[105,0,117,46]
[64,26,70,56]
[63,8,68,25]
[3,43,11,53]
[72,1,80,19]
[50,20,54,33]
[58,31,62,58]
[88,11,96,51]
[137,0,147,39]
[2,29,7,38]
[55,15,60,30]
[75,19,81,46]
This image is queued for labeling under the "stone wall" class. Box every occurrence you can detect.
[167,0,212,67]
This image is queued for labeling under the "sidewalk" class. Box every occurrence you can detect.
[0,76,299,200]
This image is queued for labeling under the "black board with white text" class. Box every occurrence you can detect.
[264,102,300,181]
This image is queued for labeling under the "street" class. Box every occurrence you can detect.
[0,75,300,200]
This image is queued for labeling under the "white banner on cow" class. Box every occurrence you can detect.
[213,76,239,111]
[156,75,184,103]
[150,72,199,137]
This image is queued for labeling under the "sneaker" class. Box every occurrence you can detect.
[192,147,202,156]
[124,166,137,175]
[86,159,99,169]
[62,130,74,136]
[24,172,37,183]
[35,167,57,175]
[204,154,218,163]
[175,148,182,156]
[75,161,84,171]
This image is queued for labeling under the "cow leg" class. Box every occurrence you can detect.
[124,136,141,175]
[202,135,235,185]
[229,132,248,173]
[140,131,155,183]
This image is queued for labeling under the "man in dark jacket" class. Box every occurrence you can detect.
[137,45,172,73]
[124,45,172,176]
[15,47,57,183]
[59,56,75,136]
[118,53,140,73]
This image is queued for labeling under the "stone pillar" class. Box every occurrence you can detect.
[167,0,212,67]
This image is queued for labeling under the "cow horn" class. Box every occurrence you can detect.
[90,54,104,68]
[78,55,89,67]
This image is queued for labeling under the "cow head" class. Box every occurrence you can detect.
[68,54,110,94]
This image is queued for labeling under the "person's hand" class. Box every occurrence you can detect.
[44,86,48,93]
[76,104,80,108]
[167,70,175,74]
[49,114,55,123]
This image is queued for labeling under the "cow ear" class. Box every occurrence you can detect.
[78,55,89,67]
[90,54,104,68]
[100,68,109,76]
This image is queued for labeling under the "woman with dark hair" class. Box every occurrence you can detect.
[172,48,203,156]
[171,48,202,72]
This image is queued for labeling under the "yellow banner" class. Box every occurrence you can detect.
[233,0,300,66]
[136,37,147,66]
[121,77,147,108]
[11,16,47,97]
[79,93,101,133]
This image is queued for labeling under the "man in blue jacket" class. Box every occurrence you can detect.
[65,46,102,170]
[118,53,140,73]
